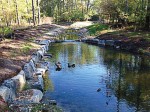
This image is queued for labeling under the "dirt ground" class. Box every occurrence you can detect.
[0,24,57,84]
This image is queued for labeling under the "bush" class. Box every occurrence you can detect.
[89,15,99,21]
[0,27,13,35]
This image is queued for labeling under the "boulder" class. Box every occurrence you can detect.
[31,54,39,63]
[39,40,50,46]
[23,63,34,79]
[42,45,49,51]
[11,70,26,91]
[3,79,17,102]
[98,40,106,46]
[27,75,44,91]
[36,68,47,76]
[37,50,44,60]
[0,86,12,102]
[13,89,43,104]
[36,61,49,70]
[29,59,36,72]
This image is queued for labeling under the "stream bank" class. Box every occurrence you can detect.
[0,24,65,112]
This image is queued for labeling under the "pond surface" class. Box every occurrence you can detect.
[45,42,150,112]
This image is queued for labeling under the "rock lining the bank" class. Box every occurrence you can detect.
[0,27,64,111]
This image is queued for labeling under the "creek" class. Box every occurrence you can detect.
[44,42,150,112]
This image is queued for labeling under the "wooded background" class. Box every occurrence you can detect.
[0,0,150,29]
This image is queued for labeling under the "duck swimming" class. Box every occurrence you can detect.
[68,63,75,68]
[55,62,62,69]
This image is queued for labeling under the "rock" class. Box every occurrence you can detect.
[37,75,44,91]
[2,79,17,102]
[98,40,106,46]
[36,61,49,70]
[31,89,43,103]
[31,53,39,63]
[11,70,26,91]
[41,47,46,53]
[43,54,52,59]
[13,89,43,104]
[49,100,57,105]
[27,75,44,91]
[0,86,12,102]
[23,63,34,79]
[37,50,44,60]
[105,40,115,46]
[36,68,47,76]
[29,59,36,72]
[39,40,50,46]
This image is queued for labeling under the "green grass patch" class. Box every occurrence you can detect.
[0,27,13,35]
[21,43,33,53]
[86,23,109,35]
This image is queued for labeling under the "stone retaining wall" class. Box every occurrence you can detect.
[82,38,150,56]
[0,29,61,111]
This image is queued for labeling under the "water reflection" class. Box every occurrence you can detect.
[58,29,79,40]
[46,42,150,112]
[43,71,54,92]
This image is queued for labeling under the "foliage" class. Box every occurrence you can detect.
[0,27,13,36]
[92,0,150,29]
[40,0,92,22]
[87,23,109,35]
[0,0,38,26]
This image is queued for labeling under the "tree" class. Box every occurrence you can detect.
[32,0,35,25]
[37,0,41,24]
[14,0,20,25]
[145,0,150,30]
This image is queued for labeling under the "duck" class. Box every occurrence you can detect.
[56,67,62,71]
[97,88,101,92]
[68,63,75,68]
[55,62,62,69]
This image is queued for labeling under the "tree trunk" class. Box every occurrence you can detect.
[32,0,36,25]
[14,0,20,25]
[87,0,90,14]
[145,0,150,30]
[26,0,31,25]
[37,0,40,24]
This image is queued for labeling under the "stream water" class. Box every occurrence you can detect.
[45,42,150,112]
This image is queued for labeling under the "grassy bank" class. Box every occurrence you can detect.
[86,23,150,55]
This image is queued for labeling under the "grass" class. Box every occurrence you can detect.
[86,23,150,40]
[0,27,13,36]
[21,43,33,53]
[86,23,109,36]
